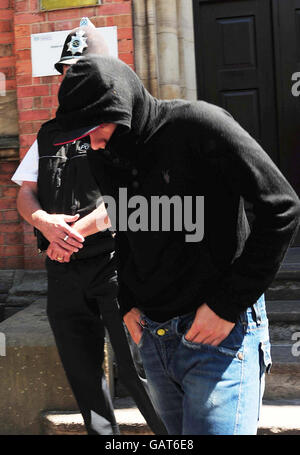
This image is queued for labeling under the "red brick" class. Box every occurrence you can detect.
[33,96,42,108]
[51,84,59,96]
[30,0,38,11]
[0,222,22,233]
[40,22,55,33]
[19,109,50,121]
[0,32,13,44]
[0,22,11,33]
[0,56,15,68]
[16,49,31,60]
[15,36,31,51]
[0,43,12,57]
[18,97,33,110]
[41,95,55,108]
[5,232,24,245]
[1,186,18,198]
[24,245,40,257]
[40,76,53,84]
[5,80,16,90]
[19,133,36,147]
[14,24,30,37]
[97,3,131,15]
[2,211,20,223]
[20,147,30,159]
[0,161,19,175]
[106,16,115,27]
[0,233,4,244]
[24,257,44,270]
[32,120,45,132]
[23,231,35,245]
[117,27,133,40]
[31,23,40,34]
[0,199,16,209]
[2,65,15,77]
[114,14,132,27]
[47,9,80,22]
[17,85,49,97]
[118,39,133,53]
[19,122,35,134]
[0,0,10,8]
[119,52,134,65]
[93,16,106,27]
[15,0,29,12]
[14,13,45,25]
[15,59,32,75]
[33,76,42,85]
[53,19,78,32]
[22,220,34,232]
[0,9,13,20]
[6,256,25,269]
[80,7,96,17]
[17,74,33,85]
[0,244,23,256]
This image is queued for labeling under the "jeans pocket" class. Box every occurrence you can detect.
[181,334,243,359]
[181,318,245,359]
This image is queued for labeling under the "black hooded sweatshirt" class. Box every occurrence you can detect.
[56,56,300,323]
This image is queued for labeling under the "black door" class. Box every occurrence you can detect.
[272,0,300,205]
[193,0,300,246]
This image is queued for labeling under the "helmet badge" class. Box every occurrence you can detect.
[67,30,88,56]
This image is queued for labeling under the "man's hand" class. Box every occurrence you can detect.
[37,213,85,253]
[47,241,73,263]
[123,307,144,345]
[185,303,235,346]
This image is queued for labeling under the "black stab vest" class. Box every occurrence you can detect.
[35,119,114,258]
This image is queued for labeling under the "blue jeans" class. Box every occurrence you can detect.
[137,294,272,435]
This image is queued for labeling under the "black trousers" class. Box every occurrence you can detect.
[45,252,167,435]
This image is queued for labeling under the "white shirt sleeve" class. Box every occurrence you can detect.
[11,140,39,186]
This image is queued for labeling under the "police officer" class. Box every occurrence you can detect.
[12,19,166,435]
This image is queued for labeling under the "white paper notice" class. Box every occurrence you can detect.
[31,26,118,77]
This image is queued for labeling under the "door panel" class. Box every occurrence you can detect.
[193,0,300,246]
[272,0,300,198]
[193,0,278,163]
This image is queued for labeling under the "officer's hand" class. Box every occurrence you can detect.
[184,303,235,346]
[123,307,144,345]
[47,241,73,263]
[40,213,85,253]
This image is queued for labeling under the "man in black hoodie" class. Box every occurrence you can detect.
[13,23,166,436]
[54,55,300,435]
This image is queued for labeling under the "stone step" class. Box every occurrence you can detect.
[265,343,300,400]
[41,398,300,435]
[258,399,300,435]
[41,397,153,435]
[266,300,300,322]
[266,300,300,343]
[266,248,300,300]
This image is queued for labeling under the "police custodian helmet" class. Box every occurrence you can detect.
[54,17,110,74]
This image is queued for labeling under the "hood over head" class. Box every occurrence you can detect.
[55,55,170,146]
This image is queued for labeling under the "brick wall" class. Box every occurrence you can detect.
[0,0,134,270]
